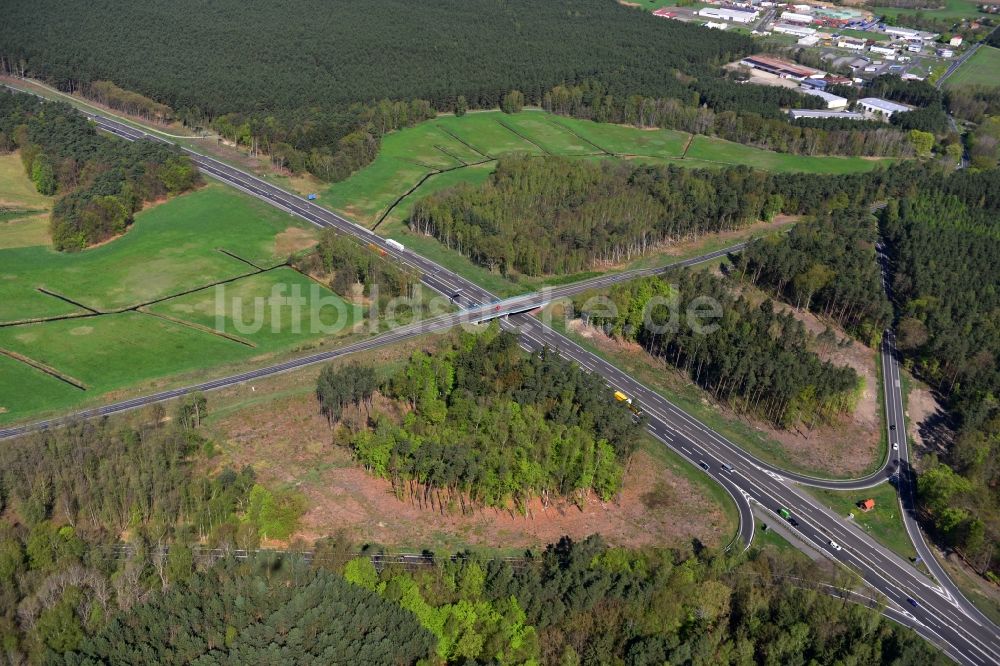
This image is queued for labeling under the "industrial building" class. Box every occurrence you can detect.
[781,10,814,24]
[870,45,896,56]
[788,109,865,120]
[838,37,867,50]
[772,22,817,38]
[800,87,848,109]
[741,55,823,79]
[698,6,759,23]
[858,97,912,120]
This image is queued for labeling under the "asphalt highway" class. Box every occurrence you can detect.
[2,105,997,662]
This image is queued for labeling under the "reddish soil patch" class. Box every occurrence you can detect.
[209,387,730,551]
[906,384,952,459]
[274,227,318,257]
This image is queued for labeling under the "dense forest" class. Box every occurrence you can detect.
[11,535,942,665]
[576,270,861,429]
[408,156,927,277]
[0,90,199,249]
[317,329,643,511]
[1,0,917,186]
[879,169,1000,577]
[0,397,311,661]
[295,229,419,301]
[736,211,893,345]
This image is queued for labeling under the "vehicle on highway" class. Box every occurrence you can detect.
[614,390,642,416]
[788,517,799,527]
[828,540,843,551]
[721,463,734,473]
[907,597,918,608]
[386,238,405,252]
[778,507,792,520]
[892,442,899,451]
[698,460,710,471]
[890,424,896,431]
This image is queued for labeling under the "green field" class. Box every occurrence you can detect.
[684,136,891,173]
[0,183,313,323]
[873,0,985,20]
[809,483,918,561]
[0,181,384,424]
[0,152,54,250]
[0,352,85,419]
[945,45,1000,89]
[148,268,364,352]
[0,312,250,400]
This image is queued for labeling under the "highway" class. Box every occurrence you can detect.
[3,104,998,663]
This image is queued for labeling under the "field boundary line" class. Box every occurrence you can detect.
[547,119,614,155]
[122,265,287,312]
[370,159,494,232]
[495,119,553,155]
[0,347,87,390]
[436,126,491,159]
[434,144,470,166]
[217,248,265,271]
[37,288,101,314]
[680,133,695,158]
[137,309,257,348]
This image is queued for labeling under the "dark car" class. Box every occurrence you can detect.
[907,597,918,608]
[890,424,896,431]
[698,460,710,471]
[788,517,800,527]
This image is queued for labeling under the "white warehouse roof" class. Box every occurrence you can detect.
[801,88,848,108]
[789,109,865,120]
[859,97,912,114]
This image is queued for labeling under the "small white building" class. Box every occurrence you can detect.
[885,26,921,40]
[698,7,759,23]
[773,22,816,37]
[705,21,729,30]
[838,38,867,50]
[938,48,955,57]
[870,45,896,56]
[907,44,922,53]
[950,35,963,46]
[858,97,912,120]
[789,109,865,121]
[781,10,815,23]
[800,87,849,109]
[798,34,821,46]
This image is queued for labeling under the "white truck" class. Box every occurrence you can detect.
[385,239,405,252]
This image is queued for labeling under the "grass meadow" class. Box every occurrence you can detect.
[0,183,378,424]
[945,46,1000,89]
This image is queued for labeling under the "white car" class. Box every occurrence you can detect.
[892,442,899,451]
[828,540,843,551]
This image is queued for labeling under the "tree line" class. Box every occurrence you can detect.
[11,532,941,665]
[577,270,862,429]
[317,328,643,512]
[0,90,200,250]
[735,210,893,345]
[543,80,918,158]
[879,169,1000,578]
[408,155,931,277]
[295,229,419,302]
